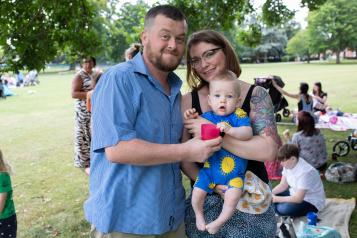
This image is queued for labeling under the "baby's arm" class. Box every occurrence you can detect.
[181,108,200,181]
[217,122,253,141]
[184,108,199,120]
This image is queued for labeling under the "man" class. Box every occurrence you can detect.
[84,5,222,237]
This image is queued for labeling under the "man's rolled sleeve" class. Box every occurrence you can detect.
[91,69,138,152]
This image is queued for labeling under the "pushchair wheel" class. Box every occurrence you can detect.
[275,114,282,122]
[350,138,357,151]
[282,108,290,117]
[332,141,350,157]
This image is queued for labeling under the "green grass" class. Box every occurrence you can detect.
[0,61,356,237]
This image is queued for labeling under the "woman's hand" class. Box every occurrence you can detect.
[213,184,228,199]
[184,116,212,138]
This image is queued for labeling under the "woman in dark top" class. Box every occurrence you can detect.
[181,30,280,238]
[312,82,328,113]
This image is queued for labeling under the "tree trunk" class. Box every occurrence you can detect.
[307,50,310,63]
[336,50,341,64]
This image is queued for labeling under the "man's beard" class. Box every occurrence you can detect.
[146,44,182,72]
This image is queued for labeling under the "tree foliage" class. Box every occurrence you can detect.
[286,29,310,60]
[0,0,328,71]
[168,0,253,34]
[104,1,149,63]
[307,0,357,63]
[0,0,101,72]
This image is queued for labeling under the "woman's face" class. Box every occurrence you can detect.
[82,59,94,73]
[189,42,226,82]
[313,84,319,93]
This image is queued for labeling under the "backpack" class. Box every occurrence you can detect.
[324,162,357,183]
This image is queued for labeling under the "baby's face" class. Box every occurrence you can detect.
[208,80,240,116]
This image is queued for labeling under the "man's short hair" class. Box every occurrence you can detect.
[277,143,299,161]
[144,5,186,29]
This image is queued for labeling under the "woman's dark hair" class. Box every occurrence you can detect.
[277,143,300,161]
[82,56,96,67]
[299,82,311,103]
[313,82,324,97]
[186,30,241,90]
[297,111,317,136]
[125,43,142,60]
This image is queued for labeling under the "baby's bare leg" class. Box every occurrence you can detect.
[206,188,242,234]
[192,187,208,231]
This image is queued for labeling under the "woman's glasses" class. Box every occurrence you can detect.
[189,47,222,69]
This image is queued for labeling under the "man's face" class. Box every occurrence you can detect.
[141,14,187,72]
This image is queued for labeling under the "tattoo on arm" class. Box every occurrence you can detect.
[250,86,281,146]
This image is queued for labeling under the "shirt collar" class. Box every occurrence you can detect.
[131,53,182,96]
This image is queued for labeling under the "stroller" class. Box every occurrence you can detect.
[254,75,290,122]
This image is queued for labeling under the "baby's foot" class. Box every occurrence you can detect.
[206,221,223,234]
[195,216,206,231]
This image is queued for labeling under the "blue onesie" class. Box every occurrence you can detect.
[194,108,250,194]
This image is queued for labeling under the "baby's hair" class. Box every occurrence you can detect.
[210,70,240,96]
[0,149,12,174]
[277,144,299,161]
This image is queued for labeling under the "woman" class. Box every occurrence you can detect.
[291,111,328,171]
[124,43,141,61]
[312,82,328,113]
[272,80,314,113]
[182,30,280,238]
[71,56,100,175]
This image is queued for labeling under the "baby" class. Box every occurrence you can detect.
[183,70,253,234]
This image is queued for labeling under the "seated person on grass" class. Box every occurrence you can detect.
[182,70,253,234]
[272,143,326,217]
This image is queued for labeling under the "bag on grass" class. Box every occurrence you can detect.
[324,162,357,183]
[297,223,341,238]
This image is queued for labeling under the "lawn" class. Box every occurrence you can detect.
[0,61,356,237]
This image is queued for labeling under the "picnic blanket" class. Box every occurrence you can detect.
[292,198,356,238]
[317,114,357,131]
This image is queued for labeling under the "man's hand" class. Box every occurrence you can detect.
[183,137,222,163]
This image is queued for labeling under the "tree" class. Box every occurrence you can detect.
[307,0,357,63]
[286,29,310,62]
[255,28,288,62]
[104,1,149,63]
[0,0,102,72]
[0,0,328,71]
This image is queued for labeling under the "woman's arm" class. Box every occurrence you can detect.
[218,124,253,141]
[272,176,289,195]
[313,94,327,104]
[0,192,7,213]
[71,74,87,100]
[272,80,299,99]
[222,86,281,162]
[273,189,306,204]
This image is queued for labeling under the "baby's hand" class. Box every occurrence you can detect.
[184,108,198,120]
[216,122,231,133]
